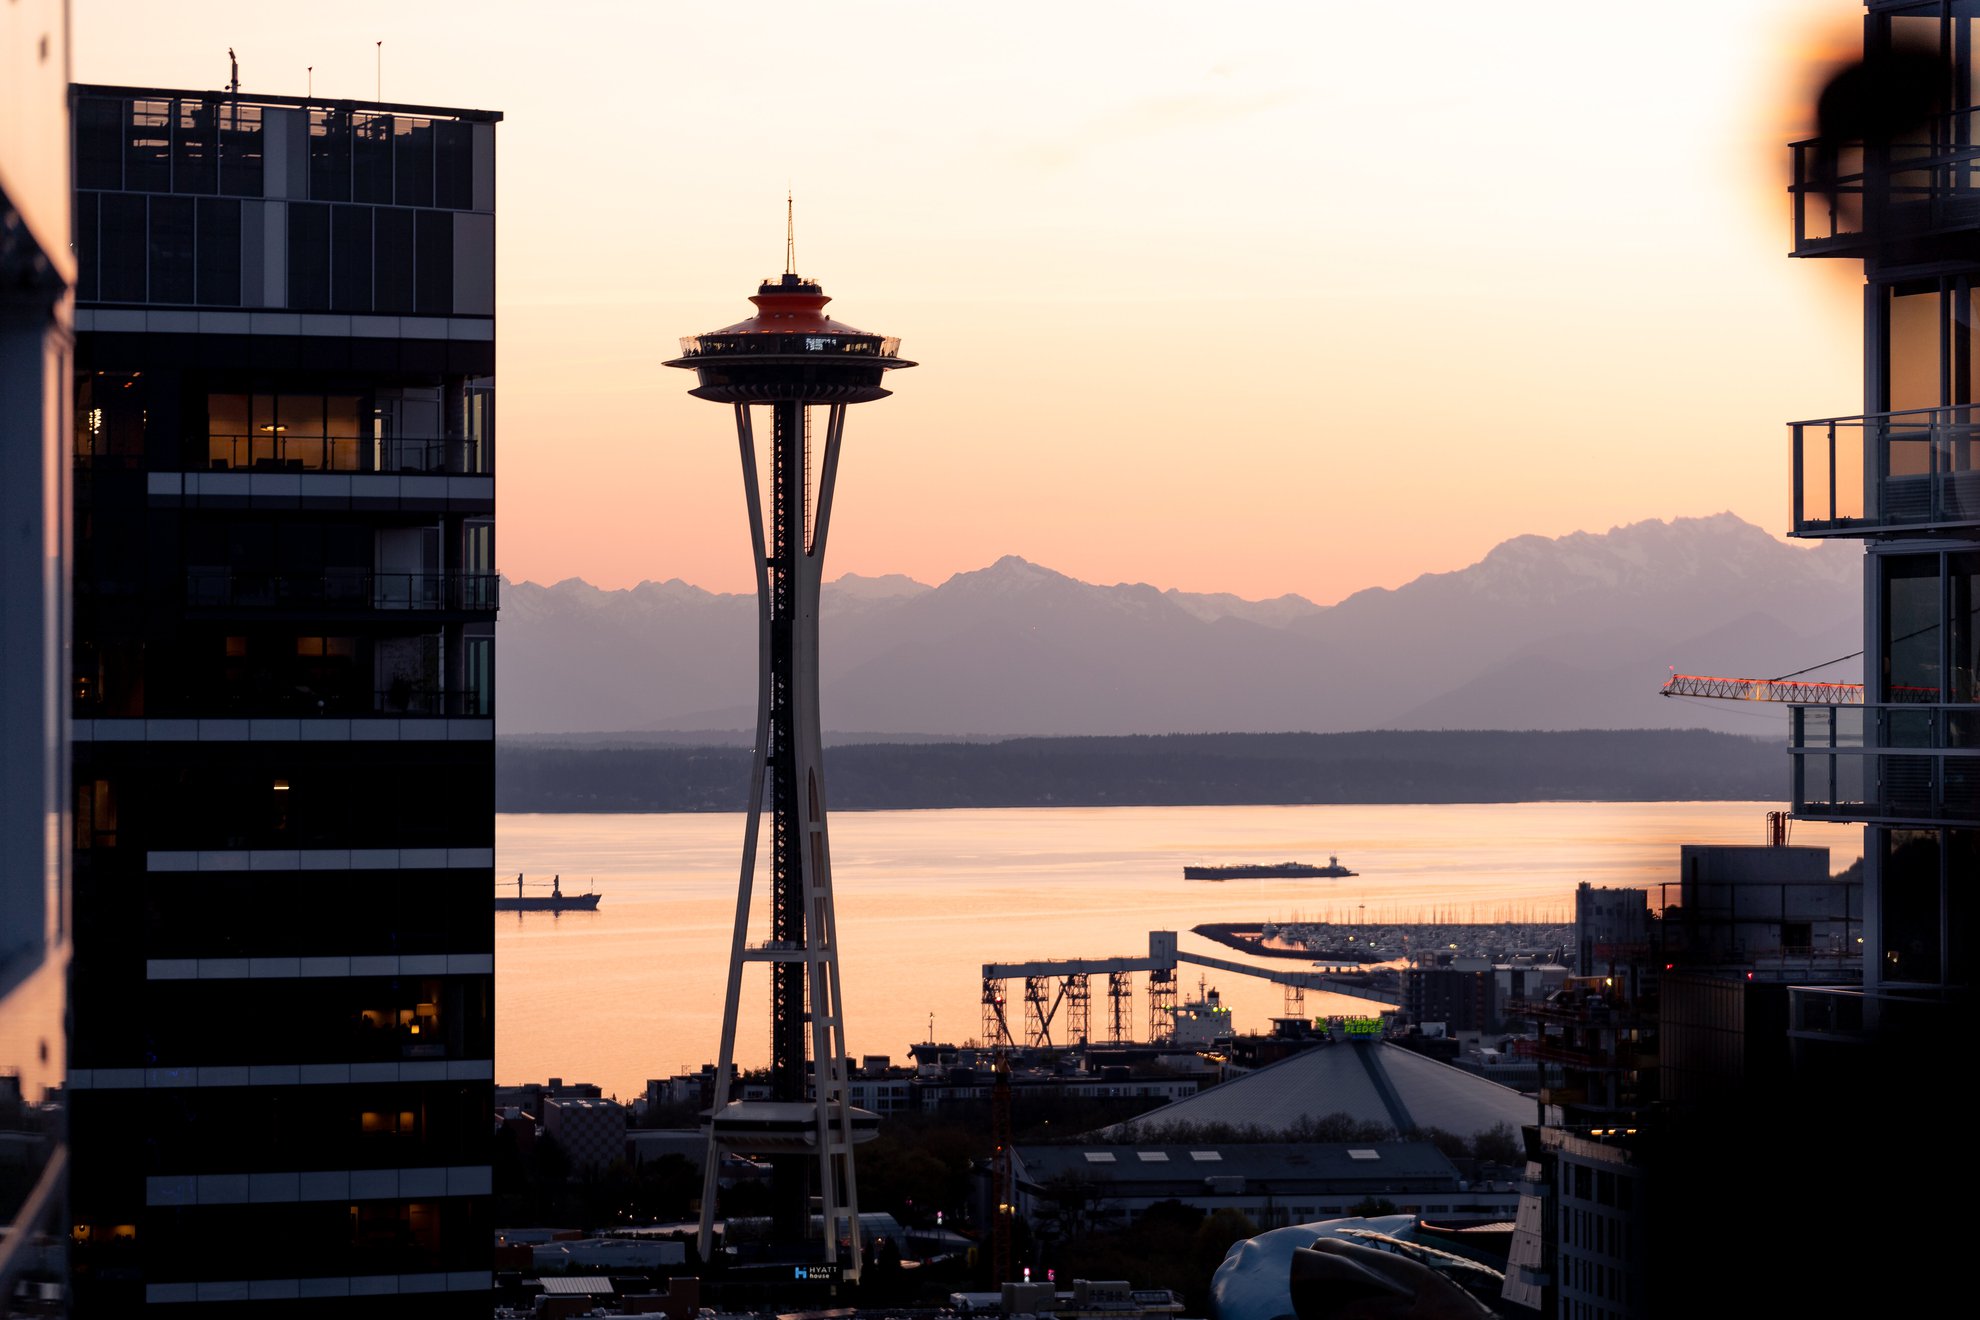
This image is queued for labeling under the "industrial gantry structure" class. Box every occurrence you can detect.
[980,930,1376,1048]
[666,235,913,1280]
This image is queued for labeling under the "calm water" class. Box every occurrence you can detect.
[494,802,1861,1098]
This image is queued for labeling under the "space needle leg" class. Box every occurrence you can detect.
[797,403,863,1277]
[700,403,774,1264]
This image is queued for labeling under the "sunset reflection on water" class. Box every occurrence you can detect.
[494,801,1862,1098]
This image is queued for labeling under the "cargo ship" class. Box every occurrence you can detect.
[494,874,601,912]
[1183,856,1357,880]
[1167,980,1236,1045]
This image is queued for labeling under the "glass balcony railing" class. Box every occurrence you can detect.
[184,571,499,612]
[76,687,491,719]
[1790,703,1980,823]
[1791,407,1980,536]
[1791,111,1980,256]
[1788,983,1956,1044]
[675,332,902,359]
[200,433,488,475]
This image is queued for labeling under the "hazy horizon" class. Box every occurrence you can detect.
[498,508,1846,607]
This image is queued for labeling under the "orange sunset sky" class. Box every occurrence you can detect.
[76,0,1867,603]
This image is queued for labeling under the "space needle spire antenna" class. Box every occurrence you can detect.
[667,236,914,1282]
[785,190,796,276]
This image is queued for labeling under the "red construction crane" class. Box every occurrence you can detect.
[1660,611,1964,704]
[1658,671,1940,703]
[1658,672,1864,703]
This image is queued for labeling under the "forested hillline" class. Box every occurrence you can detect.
[495,729,1784,812]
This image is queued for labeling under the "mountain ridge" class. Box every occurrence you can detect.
[497,513,1860,737]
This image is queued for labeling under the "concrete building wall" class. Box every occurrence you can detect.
[0,4,71,1309]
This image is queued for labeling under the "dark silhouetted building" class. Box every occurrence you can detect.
[64,84,498,1316]
[1572,883,1650,991]
[1657,843,1860,1109]
[1501,1126,1644,1320]
[1402,959,1495,1033]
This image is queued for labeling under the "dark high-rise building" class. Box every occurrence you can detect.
[64,84,499,1316]
[1,5,74,1315]
[1401,960,1494,1033]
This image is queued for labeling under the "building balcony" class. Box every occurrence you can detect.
[185,570,498,614]
[1790,703,1980,824]
[1792,408,1980,537]
[75,435,491,475]
[1791,119,1980,258]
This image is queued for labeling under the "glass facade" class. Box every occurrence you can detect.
[76,96,478,207]
[71,93,493,315]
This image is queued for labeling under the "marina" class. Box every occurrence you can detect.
[1196,919,1573,965]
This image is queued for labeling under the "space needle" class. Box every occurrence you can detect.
[665,213,914,1281]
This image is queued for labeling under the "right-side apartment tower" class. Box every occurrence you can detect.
[1789,1,1976,1046]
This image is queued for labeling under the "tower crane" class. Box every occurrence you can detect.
[1658,672,1863,703]
[1659,669,1940,703]
[1658,629,1867,705]
[1660,606,1967,704]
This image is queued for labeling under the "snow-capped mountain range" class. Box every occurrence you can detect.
[499,513,1861,737]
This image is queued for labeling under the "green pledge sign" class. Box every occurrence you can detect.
[1341,1017,1385,1037]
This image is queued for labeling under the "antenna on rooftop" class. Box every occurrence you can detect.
[307,66,313,98]
[784,190,797,275]
[376,40,383,101]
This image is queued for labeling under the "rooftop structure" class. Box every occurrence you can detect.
[1094,1038,1535,1142]
[1664,844,1860,978]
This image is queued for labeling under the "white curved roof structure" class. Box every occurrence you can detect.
[1103,1042,1536,1140]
